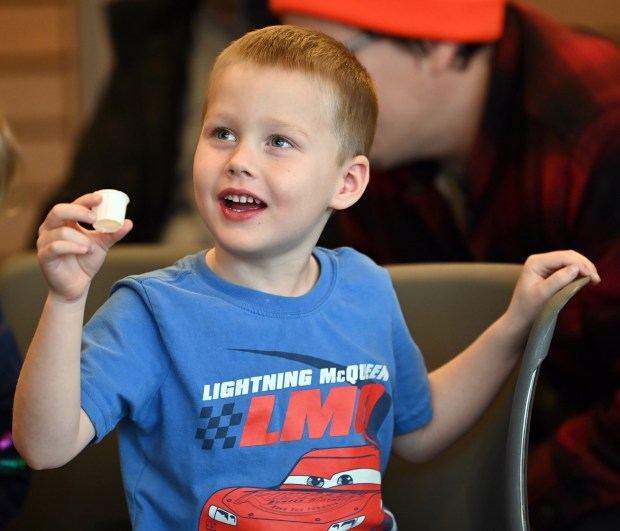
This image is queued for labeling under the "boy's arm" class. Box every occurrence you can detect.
[392,251,600,463]
[12,193,132,469]
[14,292,95,469]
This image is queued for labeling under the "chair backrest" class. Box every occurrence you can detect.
[382,262,522,531]
[382,262,588,531]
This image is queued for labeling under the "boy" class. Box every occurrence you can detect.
[14,25,599,530]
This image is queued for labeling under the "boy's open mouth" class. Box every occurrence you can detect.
[223,193,266,212]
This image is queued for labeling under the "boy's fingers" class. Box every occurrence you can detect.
[38,226,94,256]
[527,251,600,284]
[42,193,104,229]
[94,219,133,248]
[559,254,600,283]
[38,240,91,261]
[38,221,93,247]
[577,260,600,283]
[546,264,580,291]
[42,203,97,231]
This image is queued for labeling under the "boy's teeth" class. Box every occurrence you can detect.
[225,194,261,204]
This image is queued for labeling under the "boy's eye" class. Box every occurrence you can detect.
[213,128,236,142]
[269,136,292,149]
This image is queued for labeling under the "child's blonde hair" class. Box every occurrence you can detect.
[207,24,378,165]
[0,112,17,207]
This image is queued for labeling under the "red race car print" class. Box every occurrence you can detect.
[199,445,394,530]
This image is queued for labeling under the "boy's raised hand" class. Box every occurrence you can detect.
[37,192,133,302]
[506,250,600,334]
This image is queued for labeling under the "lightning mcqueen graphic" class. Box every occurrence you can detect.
[199,445,394,530]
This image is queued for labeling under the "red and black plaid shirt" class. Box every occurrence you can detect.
[321,3,620,527]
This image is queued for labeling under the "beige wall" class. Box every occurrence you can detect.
[0,0,81,260]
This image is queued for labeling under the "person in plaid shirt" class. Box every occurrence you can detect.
[269,0,620,529]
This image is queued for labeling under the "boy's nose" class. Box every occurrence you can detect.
[225,143,255,178]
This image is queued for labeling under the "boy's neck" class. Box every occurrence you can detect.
[205,248,321,297]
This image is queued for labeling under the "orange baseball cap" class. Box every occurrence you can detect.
[269,0,506,42]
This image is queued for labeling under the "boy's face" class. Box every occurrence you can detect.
[194,64,355,262]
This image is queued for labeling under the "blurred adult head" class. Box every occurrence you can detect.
[269,0,506,169]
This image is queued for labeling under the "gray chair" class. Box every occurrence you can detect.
[382,262,522,530]
[0,247,588,530]
[381,263,589,531]
[507,276,590,531]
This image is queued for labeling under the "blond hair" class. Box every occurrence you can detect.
[0,112,17,208]
[207,24,378,164]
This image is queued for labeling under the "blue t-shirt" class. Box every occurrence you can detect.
[81,247,432,530]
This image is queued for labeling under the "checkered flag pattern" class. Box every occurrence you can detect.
[195,403,243,450]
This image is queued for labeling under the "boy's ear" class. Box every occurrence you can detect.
[330,155,370,211]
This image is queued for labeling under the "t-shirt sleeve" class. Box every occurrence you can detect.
[389,292,432,435]
[80,280,170,442]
